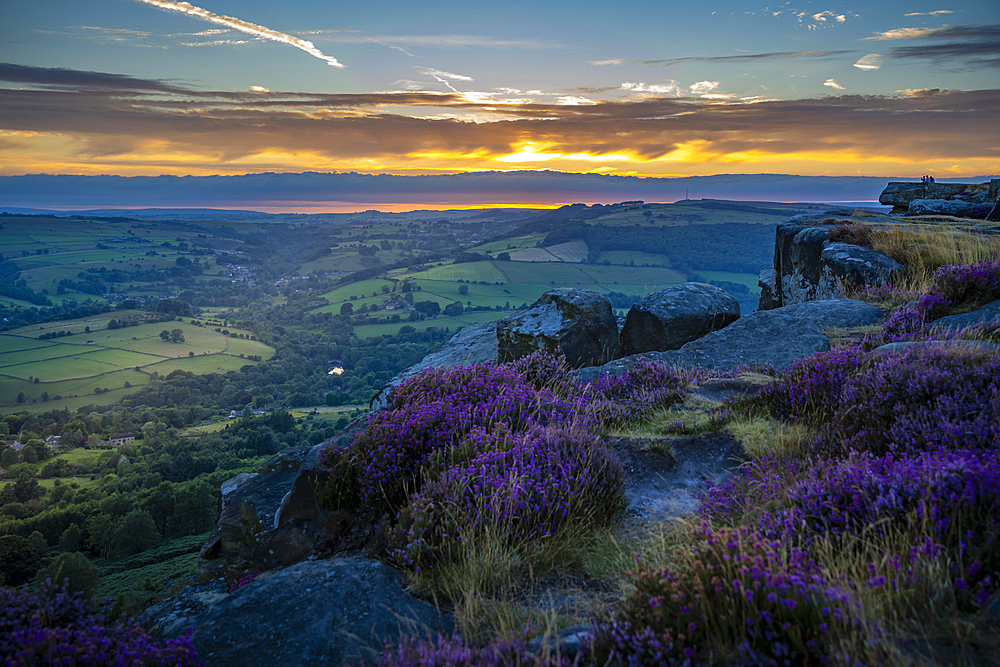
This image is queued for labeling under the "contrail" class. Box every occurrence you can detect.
[134,0,345,68]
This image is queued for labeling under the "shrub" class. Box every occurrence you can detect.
[748,346,867,426]
[591,524,861,666]
[583,359,687,428]
[816,345,1000,455]
[771,449,1000,609]
[320,363,586,522]
[0,579,201,666]
[739,345,1000,456]
[385,425,625,571]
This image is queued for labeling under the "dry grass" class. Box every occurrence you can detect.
[857,223,1000,295]
[727,416,813,459]
[406,517,636,644]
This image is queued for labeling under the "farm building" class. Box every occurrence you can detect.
[109,432,135,447]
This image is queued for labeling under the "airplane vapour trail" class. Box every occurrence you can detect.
[134,0,345,68]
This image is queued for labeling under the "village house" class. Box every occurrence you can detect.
[45,435,61,449]
[109,432,135,447]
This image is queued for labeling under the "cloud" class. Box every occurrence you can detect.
[133,0,346,68]
[904,10,953,16]
[853,54,882,70]
[417,68,474,82]
[689,81,720,95]
[0,62,193,94]
[824,79,845,89]
[864,27,944,40]
[638,50,855,67]
[590,59,626,66]
[863,24,1000,68]
[1,63,997,177]
[250,86,269,93]
[620,81,682,95]
[888,40,1000,68]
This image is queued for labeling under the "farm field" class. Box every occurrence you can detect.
[353,310,504,338]
[698,271,762,292]
[0,320,273,410]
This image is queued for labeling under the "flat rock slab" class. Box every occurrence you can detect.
[171,557,453,667]
[609,433,744,522]
[579,299,884,378]
[930,300,1000,332]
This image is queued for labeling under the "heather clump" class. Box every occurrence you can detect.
[737,344,999,456]
[320,362,585,522]
[815,345,1000,455]
[770,449,1000,609]
[583,358,687,428]
[747,346,867,426]
[509,349,581,398]
[384,425,625,572]
[591,523,865,667]
[879,258,1000,340]
[0,579,201,666]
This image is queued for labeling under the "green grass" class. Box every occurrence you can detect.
[352,311,506,338]
[0,320,273,410]
[698,271,762,292]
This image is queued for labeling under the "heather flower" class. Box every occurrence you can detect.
[591,523,861,666]
[0,579,201,666]
[385,425,625,570]
[583,358,687,428]
[320,363,587,521]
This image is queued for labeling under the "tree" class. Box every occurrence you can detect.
[0,535,42,587]
[169,328,185,343]
[159,330,171,341]
[142,482,176,537]
[35,552,101,597]
[443,302,463,316]
[28,531,48,559]
[59,523,82,552]
[496,252,511,261]
[458,284,469,295]
[340,302,354,316]
[112,510,160,559]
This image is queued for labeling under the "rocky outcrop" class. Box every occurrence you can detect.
[161,557,453,667]
[759,216,903,310]
[197,444,361,581]
[496,288,622,368]
[620,282,740,354]
[370,321,498,410]
[577,299,884,379]
[879,180,999,215]
[929,300,1000,332]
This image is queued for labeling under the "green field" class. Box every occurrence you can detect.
[698,271,762,292]
[353,310,505,338]
[0,320,274,411]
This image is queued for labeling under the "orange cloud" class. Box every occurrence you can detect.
[0,64,997,178]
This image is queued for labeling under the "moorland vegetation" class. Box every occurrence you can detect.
[1,206,998,665]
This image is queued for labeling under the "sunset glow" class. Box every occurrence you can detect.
[1,1,997,208]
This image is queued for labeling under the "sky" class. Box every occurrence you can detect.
[1,0,998,207]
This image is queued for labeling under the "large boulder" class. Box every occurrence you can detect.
[162,557,453,667]
[620,282,740,354]
[370,321,498,410]
[879,180,998,214]
[820,242,904,293]
[496,288,622,368]
[577,299,884,378]
[907,199,974,217]
[761,216,903,310]
[197,444,360,581]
